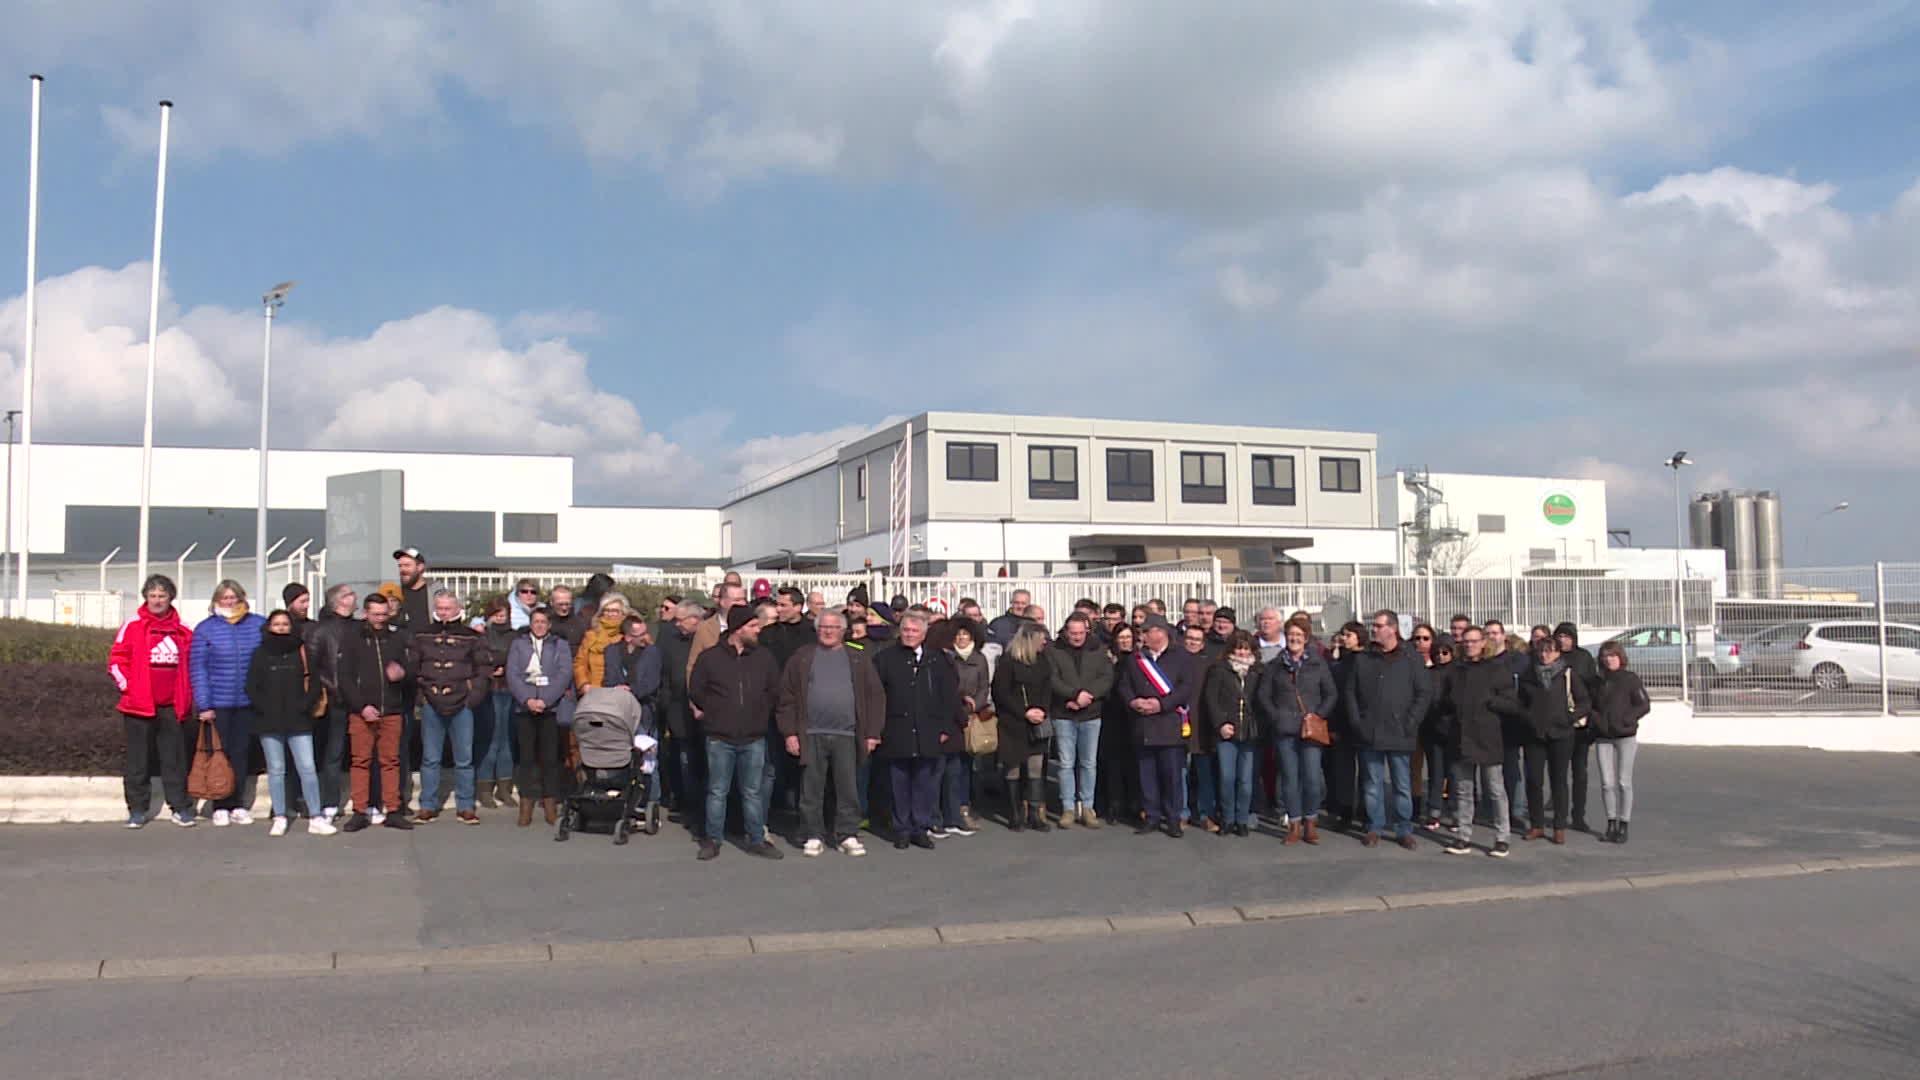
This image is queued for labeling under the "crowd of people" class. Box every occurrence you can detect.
[109,549,1651,861]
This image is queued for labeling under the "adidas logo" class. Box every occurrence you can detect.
[150,637,181,667]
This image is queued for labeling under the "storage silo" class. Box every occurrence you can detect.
[1689,497,1716,550]
[1728,492,1758,599]
[1754,492,1784,598]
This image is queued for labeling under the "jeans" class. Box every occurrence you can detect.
[939,752,970,828]
[210,707,253,811]
[887,757,941,837]
[1189,751,1218,824]
[1273,735,1324,822]
[705,738,768,844]
[1523,735,1575,831]
[259,732,321,819]
[1359,749,1414,839]
[419,706,476,812]
[317,705,348,811]
[1451,760,1509,846]
[1594,737,1637,821]
[1503,742,1529,822]
[1052,717,1101,811]
[122,709,190,817]
[1215,740,1257,826]
[1422,739,1456,822]
[800,734,860,842]
[515,708,565,801]
[1137,745,1184,827]
[474,691,516,783]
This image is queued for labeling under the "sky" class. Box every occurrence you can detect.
[1,1,1918,562]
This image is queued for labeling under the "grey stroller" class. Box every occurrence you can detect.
[558,686,660,844]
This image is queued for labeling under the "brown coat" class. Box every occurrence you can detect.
[685,613,725,683]
[775,643,886,766]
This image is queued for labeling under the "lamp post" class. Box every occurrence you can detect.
[1802,502,1849,565]
[136,100,173,587]
[18,76,43,618]
[255,281,294,605]
[1665,451,1693,702]
[3,409,17,615]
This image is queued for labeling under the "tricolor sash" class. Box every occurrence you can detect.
[1135,652,1173,696]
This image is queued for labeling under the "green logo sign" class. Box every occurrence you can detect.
[1543,493,1576,527]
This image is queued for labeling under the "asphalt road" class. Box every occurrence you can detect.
[2,747,1916,964]
[2,867,1915,1080]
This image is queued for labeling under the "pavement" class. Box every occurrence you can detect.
[3,865,1917,1079]
[0,746,1915,973]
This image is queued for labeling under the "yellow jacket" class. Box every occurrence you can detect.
[574,616,625,691]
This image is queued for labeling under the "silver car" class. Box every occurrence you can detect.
[1786,621,1920,691]
[1604,625,1741,684]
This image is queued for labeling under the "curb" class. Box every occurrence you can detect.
[6,854,1916,990]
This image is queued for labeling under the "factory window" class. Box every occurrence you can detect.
[1478,514,1506,533]
[1319,457,1362,494]
[1250,455,1296,506]
[856,465,867,501]
[1180,452,1226,504]
[502,513,558,544]
[1106,448,1155,502]
[1028,445,1079,500]
[1528,547,1556,564]
[946,442,998,482]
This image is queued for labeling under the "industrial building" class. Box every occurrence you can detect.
[1689,490,1785,598]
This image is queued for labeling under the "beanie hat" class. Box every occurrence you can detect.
[723,606,757,639]
[282,582,310,606]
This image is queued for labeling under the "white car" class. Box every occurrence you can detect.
[1783,621,1920,691]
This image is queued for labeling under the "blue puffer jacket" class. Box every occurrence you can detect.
[190,612,267,710]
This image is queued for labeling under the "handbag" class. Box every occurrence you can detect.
[187,720,236,802]
[1293,676,1332,748]
[965,708,999,757]
[300,645,328,718]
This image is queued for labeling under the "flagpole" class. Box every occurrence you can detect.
[136,100,172,589]
[15,75,43,618]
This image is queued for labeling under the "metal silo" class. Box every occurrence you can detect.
[1728,492,1758,599]
[1754,491,1784,599]
[1689,496,1715,550]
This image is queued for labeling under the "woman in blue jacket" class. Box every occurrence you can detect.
[189,579,267,826]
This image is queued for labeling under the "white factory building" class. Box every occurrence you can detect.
[4,415,1720,593]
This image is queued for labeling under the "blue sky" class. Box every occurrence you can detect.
[2,2,1919,562]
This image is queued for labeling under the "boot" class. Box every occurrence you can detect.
[1551,828,1566,845]
[542,797,559,826]
[1615,821,1629,845]
[1080,807,1101,829]
[1605,819,1619,843]
[477,782,497,810]
[1028,804,1052,833]
[1524,827,1545,842]
[516,797,534,828]
[1055,805,1073,829]
[1283,821,1301,845]
[497,779,517,808]
[1302,819,1320,845]
[1008,797,1026,833]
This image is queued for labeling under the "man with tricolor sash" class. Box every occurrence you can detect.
[1117,615,1198,838]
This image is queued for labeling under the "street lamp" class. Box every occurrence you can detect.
[1803,501,1849,564]
[1665,451,1693,702]
[256,281,294,605]
[3,409,17,615]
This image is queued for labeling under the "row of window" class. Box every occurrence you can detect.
[937,442,1363,504]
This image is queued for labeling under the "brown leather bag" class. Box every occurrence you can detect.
[964,708,999,757]
[301,645,328,718]
[187,721,235,801]
[1294,681,1332,748]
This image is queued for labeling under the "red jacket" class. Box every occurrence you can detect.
[110,605,196,719]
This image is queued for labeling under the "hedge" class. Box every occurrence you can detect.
[0,618,117,664]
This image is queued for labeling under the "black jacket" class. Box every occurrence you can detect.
[1254,648,1339,739]
[1422,661,1456,744]
[872,643,963,760]
[1592,669,1650,739]
[1203,662,1263,745]
[1047,638,1115,720]
[304,609,356,696]
[1446,657,1509,766]
[1341,645,1433,753]
[407,619,491,718]
[1116,646,1198,748]
[1493,663,1593,742]
[243,634,320,736]
[986,611,1030,649]
[991,652,1055,766]
[654,625,695,738]
[337,623,411,716]
[688,642,781,746]
[758,618,816,673]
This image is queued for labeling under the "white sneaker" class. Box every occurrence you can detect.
[269,817,289,837]
[368,808,387,825]
[307,817,338,837]
[838,836,866,857]
[211,809,232,827]
[231,808,254,826]
[802,838,825,858]
[928,826,952,839]
[321,807,338,823]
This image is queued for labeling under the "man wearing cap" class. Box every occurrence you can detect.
[689,607,784,861]
[1118,615,1198,837]
[391,547,434,810]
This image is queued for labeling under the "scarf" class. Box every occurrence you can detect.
[954,643,976,661]
[1535,655,1568,688]
[1277,648,1304,676]
[1228,655,1253,676]
[260,631,302,656]
[525,635,548,681]
[215,601,250,624]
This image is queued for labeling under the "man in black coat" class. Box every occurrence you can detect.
[1555,622,1600,832]
[688,607,783,862]
[653,602,701,820]
[870,612,962,850]
[1342,608,1432,849]
[1117,616,1198,837]
[1444,626,1513,857]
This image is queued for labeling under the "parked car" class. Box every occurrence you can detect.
[1604,625,1741,685]
[1783,621,1920,691]
[1737,621,1814,683]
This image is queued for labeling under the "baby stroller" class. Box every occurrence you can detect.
[558,686,661,844]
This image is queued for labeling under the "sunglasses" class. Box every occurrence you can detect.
[517,588,538,595]
[1413,634,1433,641]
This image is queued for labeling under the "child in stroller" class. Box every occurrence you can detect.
[557,686,661,843]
